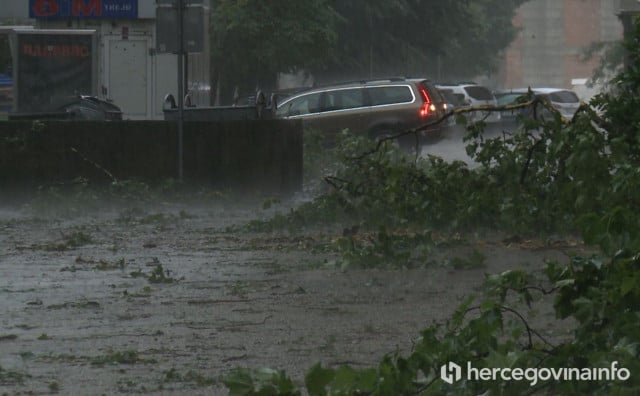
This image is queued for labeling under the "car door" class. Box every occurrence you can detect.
[311,87,372,141]
[366,85,417,134]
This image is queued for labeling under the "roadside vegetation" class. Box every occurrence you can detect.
[222,22,640,396]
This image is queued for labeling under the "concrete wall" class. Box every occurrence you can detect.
[0,120,302,195]
[0,2,30,20]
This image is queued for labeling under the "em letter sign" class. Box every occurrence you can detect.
[29,0,138,19]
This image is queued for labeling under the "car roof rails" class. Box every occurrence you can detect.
[436,81,478,86]
[361,77,409,84]
[315,77,409,88]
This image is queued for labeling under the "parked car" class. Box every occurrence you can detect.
[494,89,531,121]
[530,88,581,120]
[58,96,123,121]
[275,77,447,148]
[495,87,581,121]
[9,95,122,121]
[437,88,465,125]
[435,83,501,123]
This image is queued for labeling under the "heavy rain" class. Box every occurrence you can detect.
[1,1,639,395]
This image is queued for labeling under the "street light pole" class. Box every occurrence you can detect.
[177,0,184,181]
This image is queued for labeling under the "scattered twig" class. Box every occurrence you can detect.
[186,299,251,305]
[222,354,249,363]
[457,304,557,351]
[413,374,441,395]
[323,175,350,191]
[520,137,545,186]
[69,146,117,183]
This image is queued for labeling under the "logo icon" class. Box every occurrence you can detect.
[441,361,462,384]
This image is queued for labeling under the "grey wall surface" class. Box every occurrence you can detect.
[0,2,29,19]
[519,0,566,88]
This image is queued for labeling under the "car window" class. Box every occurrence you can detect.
[453,93,466,104]
[548,90,579,103]
[277,92,322,116]
[323,88,366,111]
[369,86,413,106]
[495,93,524,106]
[464,86,494,100]
[439,89,465,106]
[439,90,456,104]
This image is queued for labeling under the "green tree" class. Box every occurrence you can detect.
[431,0,530,80]
[320,0,529,82]
[209,0,528,103]
[209,0,338,104]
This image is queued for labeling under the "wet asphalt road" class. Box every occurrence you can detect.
[422,120,517,165]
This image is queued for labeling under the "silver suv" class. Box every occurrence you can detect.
[275,78,447,147]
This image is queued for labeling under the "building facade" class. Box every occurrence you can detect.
[0,0,210,120]
[497,0,626,95]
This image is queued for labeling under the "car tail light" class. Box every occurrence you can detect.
[417,84,432,117]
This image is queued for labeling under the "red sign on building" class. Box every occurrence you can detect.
[30,0,138,19]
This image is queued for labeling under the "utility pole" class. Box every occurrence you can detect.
[156,0,208,182]
[176,0,184,181]
[156,0,206,181]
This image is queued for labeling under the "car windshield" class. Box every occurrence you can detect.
[464,86,494,100]
[548,90,580,103]
[439,89,464,106]
[276,92,322,116]
[495,93,525,106]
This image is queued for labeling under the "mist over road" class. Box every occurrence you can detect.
[422,121,517,166]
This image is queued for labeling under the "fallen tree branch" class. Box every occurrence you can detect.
[349,96,546,161]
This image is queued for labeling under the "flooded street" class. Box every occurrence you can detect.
[0,197,579,395]
[0,0,633,393]
[422,121,516,166]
